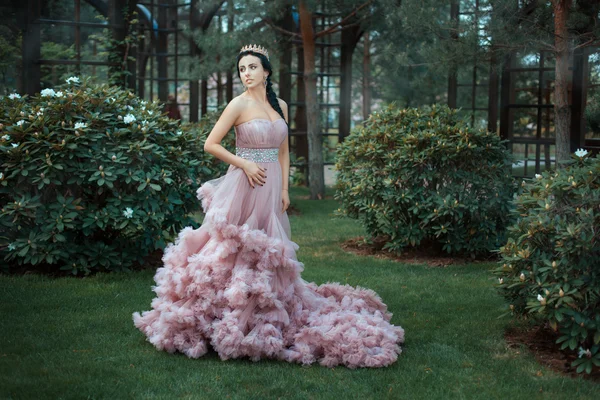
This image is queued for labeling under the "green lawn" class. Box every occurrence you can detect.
[0,187,597,399]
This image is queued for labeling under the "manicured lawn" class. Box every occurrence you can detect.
[0,187,597,399]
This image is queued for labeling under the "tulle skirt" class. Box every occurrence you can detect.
[132,163,404,368]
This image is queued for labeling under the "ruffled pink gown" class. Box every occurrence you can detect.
[132,118,404,368]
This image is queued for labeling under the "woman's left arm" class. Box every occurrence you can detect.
[278,99,290,213]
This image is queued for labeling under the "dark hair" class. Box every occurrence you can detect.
[236,50,286,122]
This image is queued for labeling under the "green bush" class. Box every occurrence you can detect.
[0,79,230,275]
[335,103,515,256]
[495,151,600,374]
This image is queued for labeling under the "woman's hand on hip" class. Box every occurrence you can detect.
[242,160,267,188]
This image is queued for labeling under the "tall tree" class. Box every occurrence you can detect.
[298,1,324,199]
[362,31,371,119]
[552,0,572,164]
[292,0,371,199]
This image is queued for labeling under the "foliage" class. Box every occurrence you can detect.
[89,11,139,88]
[289,155,307,187]
[335,103,515,256]
[0,79,230,275]
[494,152,600,374]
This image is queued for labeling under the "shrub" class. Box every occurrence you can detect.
[335,103,515,256]
[0,79,231,275]
[494,151,600,374]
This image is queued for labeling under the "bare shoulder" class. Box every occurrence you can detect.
[228,94,248,109]
[216,96,247,126]
[221,95,246,116]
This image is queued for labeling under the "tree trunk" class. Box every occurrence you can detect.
[362,32,371,120]
[226,0,234,103]
[553,0,572,167]
[340,20,360,141]
[217,71,223,106]
[299,1,325,200]
[447,0,459,109]
[201,79,208,117]
[157,0,169,102]
[294,45,309,180]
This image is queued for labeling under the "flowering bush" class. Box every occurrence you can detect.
[335,103,515,256]
[0,79,231,275]
[495,150,600,374]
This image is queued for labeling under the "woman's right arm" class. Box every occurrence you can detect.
[203,99,266,188]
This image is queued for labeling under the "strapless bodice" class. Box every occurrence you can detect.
[234,118,287,149]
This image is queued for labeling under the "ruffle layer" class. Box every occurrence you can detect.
[133,175,404,368]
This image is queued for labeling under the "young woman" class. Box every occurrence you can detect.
[133,45,404,368]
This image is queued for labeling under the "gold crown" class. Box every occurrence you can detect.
[239,44,269,60]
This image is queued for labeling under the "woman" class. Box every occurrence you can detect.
[132,45,404,368]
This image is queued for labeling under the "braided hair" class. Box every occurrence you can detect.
[236,51,286,122]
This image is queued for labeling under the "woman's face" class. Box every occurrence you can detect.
[238,54,268,90]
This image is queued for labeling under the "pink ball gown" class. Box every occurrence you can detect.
[132,118,405,368]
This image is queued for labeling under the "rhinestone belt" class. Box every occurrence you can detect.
[236,147,279,163]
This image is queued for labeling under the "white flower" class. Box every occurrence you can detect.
[7,243,16,251]
[16,120,25,127]
[36,111,43,117]
[74,122,87,130]
[146,110,153,115]
[536,294,544,302]
[40,88,56,97]
[535,174,542,180]
[65,76,80,84]
[141,100,147,105]
[578,347,592,358]
[11,143,18,148]
[122,207,134,219]
[2,134,10,141]
[123,114,136,124]
[0,172,3,179]
[141,120,149,125]
[498,278,504,284]
[574,148,588,158]
[519,272,525,281]
[8,93,21,99]
[55,91,64,98]
[176,130,182,135]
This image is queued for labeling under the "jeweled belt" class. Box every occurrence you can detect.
[236,147,279,163]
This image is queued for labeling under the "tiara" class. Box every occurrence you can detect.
[239,44,269,60]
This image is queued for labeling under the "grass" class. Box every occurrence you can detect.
[0,187,597,399]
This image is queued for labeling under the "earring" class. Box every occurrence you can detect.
[263,78,267,88]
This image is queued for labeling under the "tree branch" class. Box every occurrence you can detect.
[314,16,370,38]
[263,17,302,38]
[573,38,600,49]
[314,0,372,39]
